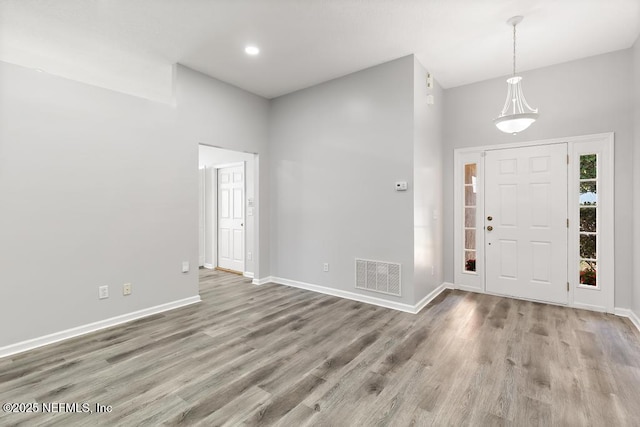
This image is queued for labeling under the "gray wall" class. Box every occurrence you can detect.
[269,56,416,304]
[0,61,269,348]
[176,65,270,280]
[443,49,635,308]
[633,36,640,315]
[413,58,444,301]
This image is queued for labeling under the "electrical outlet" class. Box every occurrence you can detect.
[99,285,109,299]
[323,263,329,272]
[123,283,132,296]
[395,181,408,191]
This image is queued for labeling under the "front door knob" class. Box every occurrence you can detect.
[487,216,493,221]
[487,226,493,231]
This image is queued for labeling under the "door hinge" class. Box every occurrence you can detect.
[567,218,569,228]
[567,282,570,292]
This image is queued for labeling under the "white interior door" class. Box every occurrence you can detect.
[485,144,568,304]
[217,165,245,272]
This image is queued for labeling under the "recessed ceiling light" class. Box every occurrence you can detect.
[245,46,260,56]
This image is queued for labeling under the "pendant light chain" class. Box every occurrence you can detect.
[512,22,517,76]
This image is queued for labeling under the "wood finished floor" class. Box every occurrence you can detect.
[2,270,640,426]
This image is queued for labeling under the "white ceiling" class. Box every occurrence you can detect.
[1,0,639,102]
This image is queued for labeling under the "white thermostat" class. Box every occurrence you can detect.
[395,181,408,191]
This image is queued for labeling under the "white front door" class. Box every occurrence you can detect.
[217,165,244,272]
[485,143,568,304]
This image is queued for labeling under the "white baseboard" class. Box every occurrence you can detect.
[614,308,640,332]
[252,276,273,286]
[203,263,215,269]
[629,310,640,332]
[449,283,484,293]
[272,276,415,313]
[243,272,254,279]
[574,302,607,313]
[270,276,448,314]
[414,283,450,314]
[0,296,201,359]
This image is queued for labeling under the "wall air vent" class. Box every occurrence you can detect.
[355,259,401,297]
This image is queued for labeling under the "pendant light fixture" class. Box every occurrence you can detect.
[494,16,538,134]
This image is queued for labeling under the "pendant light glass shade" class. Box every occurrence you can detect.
[494,76,538,133]
[495,17,539,134]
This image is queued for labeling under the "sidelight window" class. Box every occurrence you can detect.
[464,163,477,272]
[579,154,598,287]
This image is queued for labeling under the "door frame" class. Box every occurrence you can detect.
[453,132,614,313]
[199,167,206,267]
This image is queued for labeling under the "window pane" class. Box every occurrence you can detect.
[465,229,476,250]
[465,164,476,184]
[580,154,597,179]
[465,251,476,272]
[580,234,596,259]
[465,208,476,228]
[578,154,598,288]
[580,261,597,287]
[580,182,597,206]
[465,186,476,206]
[579,207,596,232]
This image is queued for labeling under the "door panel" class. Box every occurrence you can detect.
[499,240,517,278]
[499,185,517,225]
[233,188,243,219]
[485,144,568,304]
[233,230,243,261]
[220,189,230,219]
[531,183,550,227]
[531,242,551,282]
[219,229,230,258]
[218,165,244,272]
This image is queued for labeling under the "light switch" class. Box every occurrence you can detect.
[182,261,190,273]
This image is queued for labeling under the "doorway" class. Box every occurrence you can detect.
[198,144,258,279]
[453,133,614,313]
